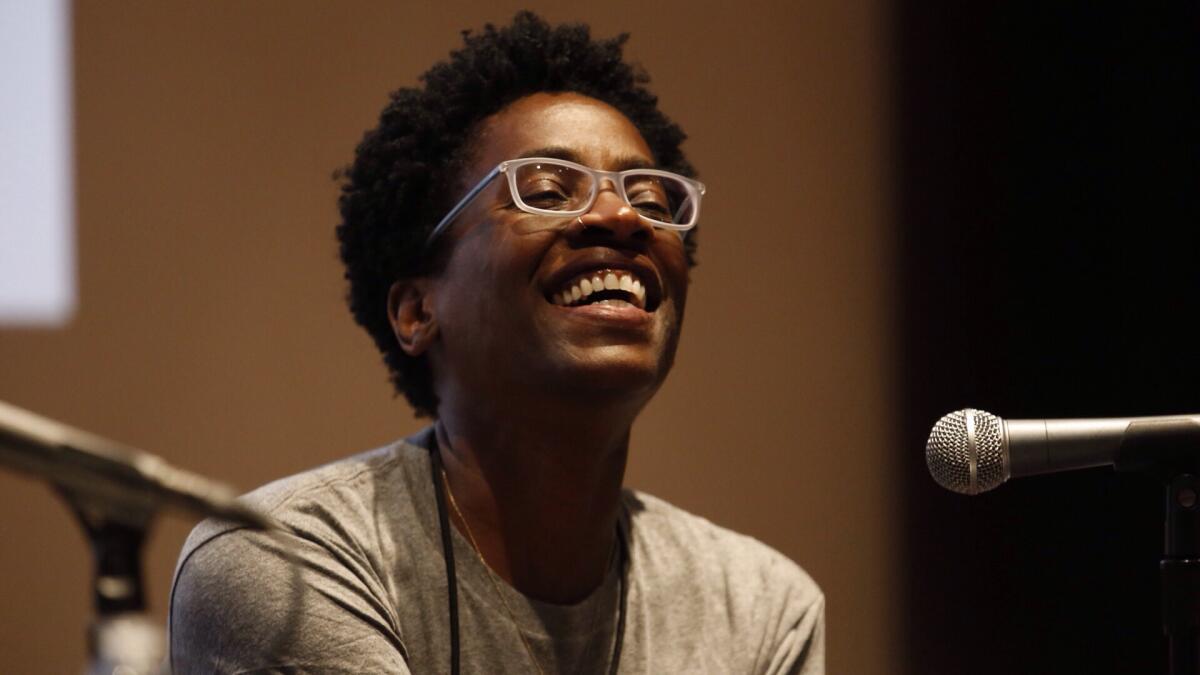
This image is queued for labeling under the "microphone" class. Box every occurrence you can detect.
[925,408,1200,495]
[0,398,273,529]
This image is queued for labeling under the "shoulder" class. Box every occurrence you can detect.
[625,489,821,601]
[168,435,433,673]
[624,490,825,673]
[179,434,429,561]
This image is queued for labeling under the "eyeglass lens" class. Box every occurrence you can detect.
[512,161,695,226]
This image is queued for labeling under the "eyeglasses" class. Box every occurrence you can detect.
[425,157,706,248]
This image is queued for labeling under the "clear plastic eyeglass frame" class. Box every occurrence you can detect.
[424,156,706,249]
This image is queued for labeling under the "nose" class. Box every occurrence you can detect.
[569,184,653,246]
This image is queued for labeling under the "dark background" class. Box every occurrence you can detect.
[898,1,1200,673]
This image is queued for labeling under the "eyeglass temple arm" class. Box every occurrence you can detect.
[670,182,705,228]
[672,197,692,226]
[425,166,503,247]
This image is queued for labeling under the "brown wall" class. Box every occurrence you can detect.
[0,1,894,672]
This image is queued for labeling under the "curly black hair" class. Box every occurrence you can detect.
[336,11,696,417]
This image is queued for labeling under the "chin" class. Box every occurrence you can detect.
[552,346,675,402]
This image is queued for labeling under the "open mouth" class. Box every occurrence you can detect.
[547,269,653,311]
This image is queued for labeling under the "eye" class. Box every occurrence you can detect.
[631,199,673,221]
[512,162,592,211]
[520,181,572,208]
[626,188,674,222]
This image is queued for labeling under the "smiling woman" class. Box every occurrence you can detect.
[168,12,824,674]
[407,93,692,411]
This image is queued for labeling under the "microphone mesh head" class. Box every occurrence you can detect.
[925,409,1007,494]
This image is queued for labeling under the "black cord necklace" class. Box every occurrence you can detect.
[428,438,627,675]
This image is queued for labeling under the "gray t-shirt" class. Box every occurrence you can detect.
[169,431,824,673]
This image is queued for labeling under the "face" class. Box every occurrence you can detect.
[423,92,690,415]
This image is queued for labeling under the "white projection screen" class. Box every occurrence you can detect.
[0,0,74,326]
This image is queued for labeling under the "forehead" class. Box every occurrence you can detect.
[470,92,655,172]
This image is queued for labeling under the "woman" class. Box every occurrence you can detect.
[170,12,823,674]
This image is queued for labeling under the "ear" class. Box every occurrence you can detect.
[387,279,439,357]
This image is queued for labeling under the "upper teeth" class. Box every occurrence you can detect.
[551,269,647,308]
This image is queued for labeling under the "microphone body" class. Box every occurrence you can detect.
[1004,416,1139,477]
[926,409,1200,494]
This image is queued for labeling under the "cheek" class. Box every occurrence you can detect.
[434,226,552,330]
[655,240,691,305]
[440,224,518,290]
[433,240,502,343]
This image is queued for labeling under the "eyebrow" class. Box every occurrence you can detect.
[516,145,656,171]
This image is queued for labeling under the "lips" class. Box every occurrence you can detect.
[549,269,647,309]
[542,256,663,313]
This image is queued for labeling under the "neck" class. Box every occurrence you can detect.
[434,396,635,604]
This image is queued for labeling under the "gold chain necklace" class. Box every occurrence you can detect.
[440,467,614,674]
[440,467,548,674]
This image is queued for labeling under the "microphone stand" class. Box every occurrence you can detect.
[0,399,274,674]
[1115,420,1200,675]
[62,488,166,675]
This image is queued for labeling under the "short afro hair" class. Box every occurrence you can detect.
[336,11,696,417]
